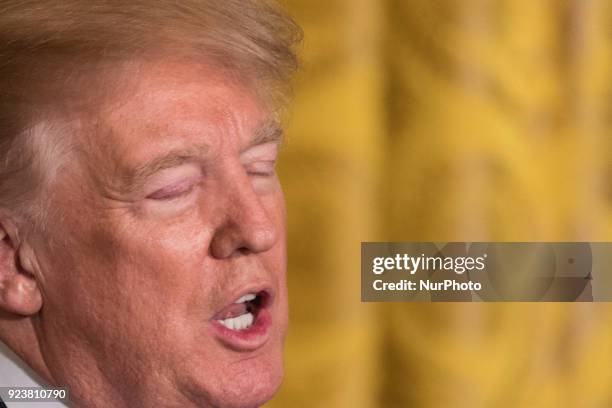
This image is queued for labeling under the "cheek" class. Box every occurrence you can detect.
[269,191,288,273]
[39,208,213,336]
[114,218,215,311]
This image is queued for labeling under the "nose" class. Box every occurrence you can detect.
[209,176,279,259]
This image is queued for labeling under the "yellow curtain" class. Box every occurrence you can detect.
[269,1,612,407]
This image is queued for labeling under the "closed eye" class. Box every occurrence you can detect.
[246,160,276,177]
[146,178,198,201]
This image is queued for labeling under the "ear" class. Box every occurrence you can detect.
[0,220,42,316]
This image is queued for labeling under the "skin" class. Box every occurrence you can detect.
[0,60,288,407]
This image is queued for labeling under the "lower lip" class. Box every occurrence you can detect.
[211,308,272,352]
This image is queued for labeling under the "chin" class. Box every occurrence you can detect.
[217,363,284,408]
[185,349,285,408]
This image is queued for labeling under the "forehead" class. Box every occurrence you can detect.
[79,59,269,170]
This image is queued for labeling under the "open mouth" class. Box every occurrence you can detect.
[213,290,270,332]
[210,288,274,351]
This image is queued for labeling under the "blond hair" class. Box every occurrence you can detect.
[0,0,302,221]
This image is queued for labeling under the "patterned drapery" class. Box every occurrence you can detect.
[270,1,612,407]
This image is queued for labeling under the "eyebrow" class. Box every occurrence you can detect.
[120,142,210,194]
[119,120,284,193]
[242,120,284,152]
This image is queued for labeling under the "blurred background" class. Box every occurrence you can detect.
[269,1,612,407]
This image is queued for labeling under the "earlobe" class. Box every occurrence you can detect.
[0,222,43,316]
[0,273,42,315]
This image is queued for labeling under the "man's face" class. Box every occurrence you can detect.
[29,60,288,407]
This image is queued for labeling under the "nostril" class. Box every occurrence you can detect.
[236,246,251,256]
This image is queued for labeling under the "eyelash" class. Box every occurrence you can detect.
[247,161,276,177]
[248,170,275,177]
[147,180,198,201]
[146,161,276,201]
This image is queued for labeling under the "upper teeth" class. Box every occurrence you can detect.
[235,293,256,304]
[216,293,258,331]
[218,313,254,331]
